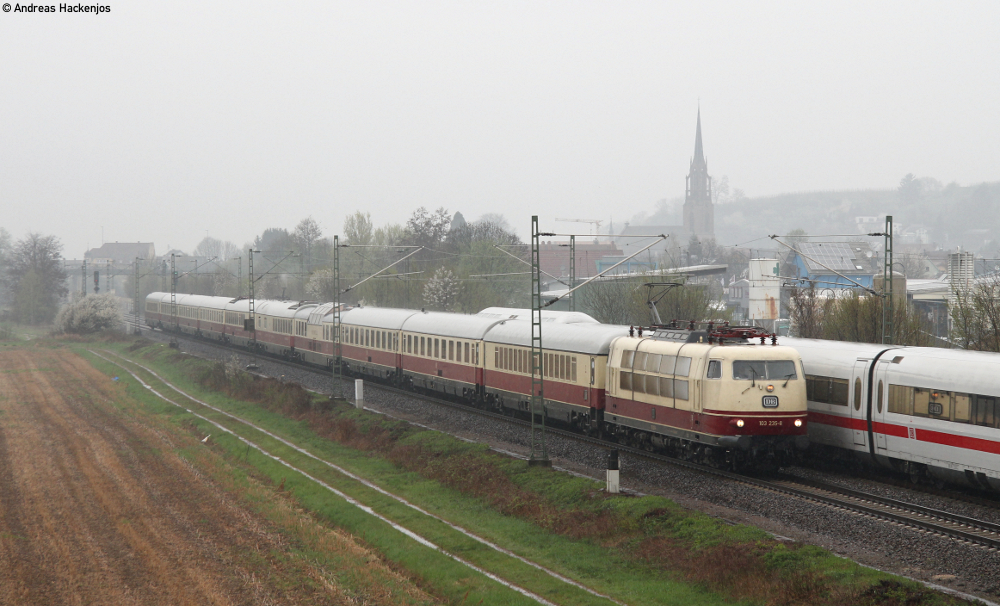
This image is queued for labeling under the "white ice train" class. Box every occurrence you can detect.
[785,338,1000,490]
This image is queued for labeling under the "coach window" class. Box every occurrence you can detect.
[571,357,577,382]
[674,379,689,400]
[464,342,470,364]
[877,381,884,413]
[675,357,692,377]
[620,371,633,391]
[590,358,595,385]
[707,360,722,379]
[659,377,673,399]
[449,340,455,361]
[645,374,660,396]
[433,338,439,359]
[474,343,479,365]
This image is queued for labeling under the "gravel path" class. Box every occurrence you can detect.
[151,330,1000,603]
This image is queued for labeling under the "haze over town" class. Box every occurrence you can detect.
[2,2,999,257]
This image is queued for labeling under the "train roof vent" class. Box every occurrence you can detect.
[892,356,904,364]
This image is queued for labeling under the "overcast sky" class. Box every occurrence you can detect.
[2,1,998,257]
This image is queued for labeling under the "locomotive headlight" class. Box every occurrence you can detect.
[736,419,744,428]
[766,384,775,393]
[794,419,803,428]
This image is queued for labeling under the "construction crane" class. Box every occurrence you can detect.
[555,218,604,235]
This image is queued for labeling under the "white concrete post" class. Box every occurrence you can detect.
[354,379,364,409]
[606,449,620,494]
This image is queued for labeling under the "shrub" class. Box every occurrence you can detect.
[55,294,124,334]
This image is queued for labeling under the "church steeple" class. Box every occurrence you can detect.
[693,107,705,167]
[683,108,714,240]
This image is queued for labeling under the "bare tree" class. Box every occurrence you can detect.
[344,211,374,246]
[788,284,824,338]
[293,216,323,269]
[193,236,240,261]
[404,207,451,249]
[950,275,1000,351]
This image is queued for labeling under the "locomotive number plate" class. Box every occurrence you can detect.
[762,396,779,408]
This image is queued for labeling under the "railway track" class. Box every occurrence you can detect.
[133,320,1000,552]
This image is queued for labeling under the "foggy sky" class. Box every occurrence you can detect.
[2,1,998,257]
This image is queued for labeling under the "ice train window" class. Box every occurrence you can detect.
[954,393,971,423]
[974,397,996,427]
[854,378,862,410]
[877,380,884,413]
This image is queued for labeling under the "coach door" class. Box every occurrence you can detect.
[872,361,889,451]
[851,360,869,447]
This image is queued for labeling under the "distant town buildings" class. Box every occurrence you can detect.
[84,242,156,264]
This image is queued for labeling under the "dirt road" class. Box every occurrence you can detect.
[0,347,433,606]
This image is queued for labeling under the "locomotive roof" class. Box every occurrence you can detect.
[308,303,335,325]
[483,321,629,354]
[403,311,505,339]
[340,306,422,329]
[476,307,600,324]
[255,300,320,319]
[616,335,801,359]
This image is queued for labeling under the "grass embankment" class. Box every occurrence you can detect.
[72,335,978,606]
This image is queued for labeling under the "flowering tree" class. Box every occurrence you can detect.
[423,267,460,312]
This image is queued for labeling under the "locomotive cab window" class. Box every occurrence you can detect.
[706,360,722,379]
[733,360,796,381]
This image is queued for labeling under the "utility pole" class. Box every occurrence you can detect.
[81,259,87,298]
[237,256,243,298]
[882,215,894,345]
[332,235,342,399]
[106,260,112,295]
[569,234,576,312]
[248,249,258,351]
[133,257,144,334]
[529,215,550,467]
[170,253,180,334]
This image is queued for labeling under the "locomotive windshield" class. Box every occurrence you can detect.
[733,360,798,381]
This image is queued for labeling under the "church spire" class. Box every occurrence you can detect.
[693,107,705,166]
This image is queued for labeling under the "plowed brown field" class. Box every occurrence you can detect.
[0,347,434,606]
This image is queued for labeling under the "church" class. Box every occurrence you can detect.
[616,110,716,250]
